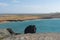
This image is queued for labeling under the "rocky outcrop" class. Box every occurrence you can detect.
[0,29,11,39]
[6,28,21,35]
[6,28,15,35]
[0,28,21,39]
[2,33,60,40]
[24,25,36,34]
[0,29,60,40]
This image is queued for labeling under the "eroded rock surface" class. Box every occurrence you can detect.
[2,33,60,40]
[0,29,10,38]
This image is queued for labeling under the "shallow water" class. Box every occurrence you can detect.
[0,19,60,33]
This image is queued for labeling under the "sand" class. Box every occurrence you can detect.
[0,15,42,23]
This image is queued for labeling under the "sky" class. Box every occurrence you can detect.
[0,0,60,14]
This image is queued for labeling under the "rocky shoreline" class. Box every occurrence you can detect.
[2,33,60,40]
[0,29,60,40]
[0,14,52,23]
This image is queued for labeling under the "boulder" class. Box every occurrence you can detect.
[0,29,10,38]
[6,28,15,35]
[24,25,36,34]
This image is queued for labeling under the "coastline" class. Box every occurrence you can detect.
[0,14,60,40]
[0,15,52,23]
[2,33,60,40]
[0,14,60,23]
[0,15,40,23]
[1,13,60,23]
[1,18,60,24]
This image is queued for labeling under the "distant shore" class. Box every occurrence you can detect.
[0,15,53,23]
[0,13,60,23]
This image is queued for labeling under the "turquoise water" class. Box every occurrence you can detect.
[0,19,60,33]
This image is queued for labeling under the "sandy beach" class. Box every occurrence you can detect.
[0,13,60,23]
[0,15,41,23]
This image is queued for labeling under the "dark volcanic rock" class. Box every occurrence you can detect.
[6,28,15,35]
[7,28,21,35]
[24,25,36,34]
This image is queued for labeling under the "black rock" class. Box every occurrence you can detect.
[24,25,36,34]
[6,28,15,35]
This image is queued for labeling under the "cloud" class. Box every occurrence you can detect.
[12,0,20,3]
[0,3,8,6]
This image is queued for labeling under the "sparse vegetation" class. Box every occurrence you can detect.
[0,13,60,23]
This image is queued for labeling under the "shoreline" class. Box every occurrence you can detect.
[2,33,60,40]
[1,18,60,24]
[0,15,51,23]
[0,14,60,23]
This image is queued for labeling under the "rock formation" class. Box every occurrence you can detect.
[6,28,15,35]
[24,25,36,34]
[0,29,10,38]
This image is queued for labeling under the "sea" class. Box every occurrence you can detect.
[0,19,60,33]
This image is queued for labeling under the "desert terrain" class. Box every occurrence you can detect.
[0,13,60,23]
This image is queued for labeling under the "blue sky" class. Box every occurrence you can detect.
[0,0,60,14]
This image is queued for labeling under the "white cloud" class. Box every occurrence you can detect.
[0,3,8,6]
[12,0,20,3]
